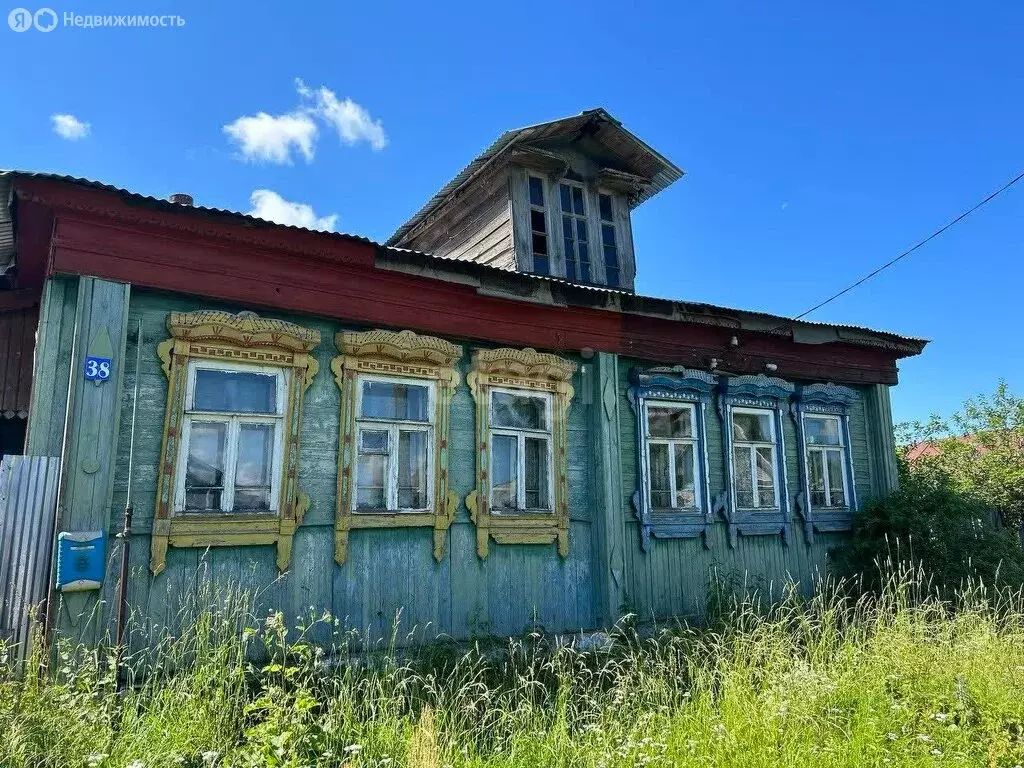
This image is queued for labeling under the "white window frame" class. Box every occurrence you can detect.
[803,414,850,510]
[642,400,701,511]
[527,174,551,275]
[488,386,555,513]
[353,373,436,513]
[174,359,287,514]
[731,406,780,511]
[597,190,620,287]
[558,179,592,283]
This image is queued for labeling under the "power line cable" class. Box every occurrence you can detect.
[787,169,1024,323]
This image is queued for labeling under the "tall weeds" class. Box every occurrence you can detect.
[2,565,1024,766]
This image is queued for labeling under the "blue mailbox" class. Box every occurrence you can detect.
[56,531,106,592]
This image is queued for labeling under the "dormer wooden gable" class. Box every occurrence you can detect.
[386,109,683,292]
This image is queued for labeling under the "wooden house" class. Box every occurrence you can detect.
[0,109,926,645]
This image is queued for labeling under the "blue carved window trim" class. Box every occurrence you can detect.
[627,367,716,551]
[717,375,795,546]
[792,383,860,542]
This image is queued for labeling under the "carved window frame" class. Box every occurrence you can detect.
[465,347,576,558]
[151,311,320,576]
[792,383,860,542]
[332,329,462,565]
[717,375,795,546]
[627,367,715,550]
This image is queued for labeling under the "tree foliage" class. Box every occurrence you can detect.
[835,381,1024,591]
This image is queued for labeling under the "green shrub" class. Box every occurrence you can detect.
[832,465,1024,592]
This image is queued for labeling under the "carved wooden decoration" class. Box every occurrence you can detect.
[627,366,716,551]
[716,374,795,547]
[791,383,860,543]
[332,329,463,565]
[150,310,321,575]
[465,347,576,558]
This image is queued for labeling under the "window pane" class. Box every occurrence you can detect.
[809,450,827,508]
[524,437,549,510]
[572,186,584,215]
[601,223,616,247]
[533,254,550,275]
[579,246,591,282]
[361,381,429,421]
[576,217,588,242]
[606,265,620,287]
[805,416,842,446]
[599,193,613,221]
[732,411,772,442]
[826,450,846,507]
[565,256,576,281]
[234,423,273,511]
[360,429,388,453]
[559,184,572,211]
[733,446,753,508]
[491,392,547,430]
[530,209,546,233]
[532,232,548,255]
[185,421,226,510]
[674,443,696,508]
[492,434,517,510]
[649,443,671,509]
[647,406,693,438]
[356,452,387,510]
[398,430,428,509]
[193,369,277,414]
[755,447,776,508]
[529,176,544,207]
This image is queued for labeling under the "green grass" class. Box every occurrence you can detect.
[3,571,1024,767]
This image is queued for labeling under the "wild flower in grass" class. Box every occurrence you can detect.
[127,761,146,768]
[86,754,107,767]
[344,744,363,754]
[201,750,220,765]
[931,749,944,757]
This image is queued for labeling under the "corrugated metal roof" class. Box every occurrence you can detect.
[0,170,377,246]
[385,108,685,247]
[2,169,927,355]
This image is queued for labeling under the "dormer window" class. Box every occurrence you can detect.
[599,193,619,288]
[559,179,591,283]
[528,176,550,275]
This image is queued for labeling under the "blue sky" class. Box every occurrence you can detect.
[3,0,1022,424]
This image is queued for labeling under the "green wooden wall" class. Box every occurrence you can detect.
[616,357,873,621]
[99,288,596,645]
[20,280,900,646]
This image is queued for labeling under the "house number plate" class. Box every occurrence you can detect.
[84,355,112,382]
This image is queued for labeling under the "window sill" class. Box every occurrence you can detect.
[348,510,437,529]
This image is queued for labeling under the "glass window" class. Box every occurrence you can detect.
[489,389,553,512]
[181,363,284,513]
[560,182,590,283]
[598,193,620,287]
[804,415,848,508]
[644,402,700,511]
[354,377,434,512]
[528,176,549,275]
[731,408,778,509]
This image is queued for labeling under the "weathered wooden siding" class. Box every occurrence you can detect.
[401,169,515,271]
[0,306,37,418]
[616,357,872,621]
[101,289,594,644]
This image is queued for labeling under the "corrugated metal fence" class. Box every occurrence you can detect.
[0,455,60,661]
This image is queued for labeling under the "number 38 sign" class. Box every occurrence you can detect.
[84,355,112,382]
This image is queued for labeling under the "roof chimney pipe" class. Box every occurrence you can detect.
[168,193,194,206]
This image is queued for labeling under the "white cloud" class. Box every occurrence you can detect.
[223,111,318,164]
[224,81,387,163]
[247,189,338,231]
[51,114,90,140]
[296,78,388,151]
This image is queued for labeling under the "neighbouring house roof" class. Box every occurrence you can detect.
[0,170,928,360]
[385,108,685,247]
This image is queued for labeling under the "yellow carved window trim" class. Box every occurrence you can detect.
[332,329,463,564]
[150,311,320,576]
[466,347,576,558]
